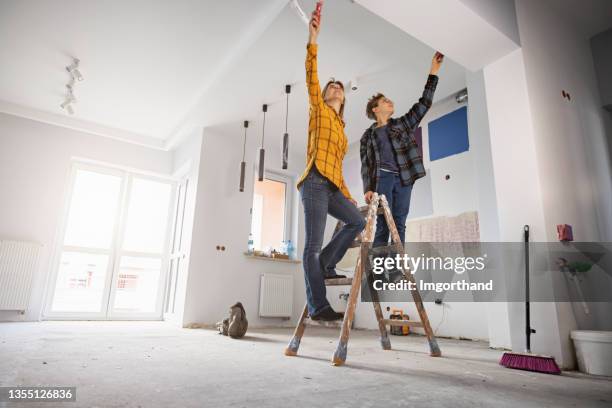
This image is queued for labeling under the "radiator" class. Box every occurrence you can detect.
[259,273,293,317]
[0,240,42,311]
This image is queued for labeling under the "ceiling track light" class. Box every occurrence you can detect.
[61,84,76,115]
[61,57,83,115]
[456,88,468,104]
[66,58,84,81]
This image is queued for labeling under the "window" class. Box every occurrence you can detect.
[46,162,175,319]
[250,173,292,252]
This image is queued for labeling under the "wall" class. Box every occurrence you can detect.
[590,28,612,110]
[515,0,612,243]
[180,124,308,328]
[0,113,173,321]
[508,0,612,366]
[590,28,612,171]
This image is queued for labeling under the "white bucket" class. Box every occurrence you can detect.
[571,330,612,376]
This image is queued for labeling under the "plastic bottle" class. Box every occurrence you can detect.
[247,233,254,254]
[286,240,295,259]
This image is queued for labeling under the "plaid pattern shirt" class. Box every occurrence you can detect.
[360,75,438,193]
[297,44,352,200]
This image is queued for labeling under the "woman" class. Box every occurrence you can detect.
[296,10,365,321]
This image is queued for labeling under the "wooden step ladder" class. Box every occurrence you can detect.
[284,193,441,366]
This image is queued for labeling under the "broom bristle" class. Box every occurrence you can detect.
[500,352,561,374]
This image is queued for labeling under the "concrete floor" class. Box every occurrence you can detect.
[0,322,611,408]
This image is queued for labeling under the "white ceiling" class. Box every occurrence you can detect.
[0,0,467,152]
[184,0,467,153]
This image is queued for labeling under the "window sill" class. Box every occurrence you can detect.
[243,253,301,264]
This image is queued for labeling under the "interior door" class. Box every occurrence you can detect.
[164,178,188,321]
[108,175,175,319]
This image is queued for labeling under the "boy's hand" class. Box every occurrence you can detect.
[364,191,374,204]
[308,11,320,43]
[430,51,444,75]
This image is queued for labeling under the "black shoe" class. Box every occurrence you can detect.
[320,258,344,280]
[324,273,347,280]
[311,308,344,321]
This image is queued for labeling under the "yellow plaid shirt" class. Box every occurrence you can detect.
[296,44,353,200]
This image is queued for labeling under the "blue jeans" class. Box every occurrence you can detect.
[299,167,366,316]
[373,170,413,247]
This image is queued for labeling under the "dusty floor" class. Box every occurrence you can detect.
[0,322,611,408]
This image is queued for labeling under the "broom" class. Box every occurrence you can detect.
[499,225,561,375]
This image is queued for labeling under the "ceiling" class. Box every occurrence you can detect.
[0,0,467,152]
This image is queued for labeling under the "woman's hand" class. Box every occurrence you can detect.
[308,11,320,44]
[364,191,374,204]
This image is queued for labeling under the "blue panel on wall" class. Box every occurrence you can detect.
[428,106,469,161]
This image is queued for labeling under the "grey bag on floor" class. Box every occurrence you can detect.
[217,302,248,339]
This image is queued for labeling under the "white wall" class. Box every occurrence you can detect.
[0,113,173,322]
[461,0,612,366]
[480,49,559,356]
[590,28,612,109]
[180,124,308,328]
[515,0,612,242]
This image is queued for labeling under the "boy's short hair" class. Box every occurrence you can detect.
[366,93,385,120]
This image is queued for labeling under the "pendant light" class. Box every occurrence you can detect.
[239,120,249,192]
[282,85,291,170]
[258,104,267,181]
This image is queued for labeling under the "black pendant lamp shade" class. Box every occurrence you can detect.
[282,84,291,170]
[239,120,249,192]
[258,104,267,181]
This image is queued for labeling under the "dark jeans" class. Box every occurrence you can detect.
[373,170,413,247]
[299,167,366,316]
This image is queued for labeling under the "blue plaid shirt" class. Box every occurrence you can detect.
[360,75,438,193]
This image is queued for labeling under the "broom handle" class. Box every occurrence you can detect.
[524,225,531,353]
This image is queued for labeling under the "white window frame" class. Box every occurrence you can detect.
[250,169,294,251]
[43,160,176,320]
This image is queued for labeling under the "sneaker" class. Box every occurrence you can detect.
[311,307,344,321]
